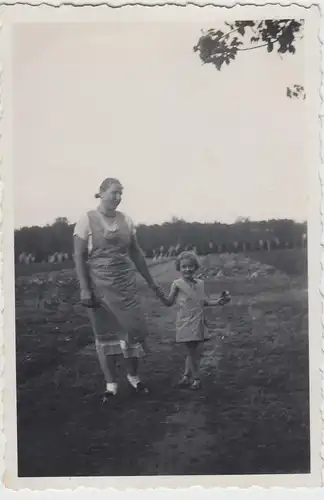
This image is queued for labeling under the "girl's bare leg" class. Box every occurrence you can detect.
[186,343,200,381]
[178,355,191,386]
[184,356,191,377]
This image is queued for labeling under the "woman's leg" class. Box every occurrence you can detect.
[95,341,118,393]
[88,306,123,395]
[123,349,149,393]
[124,356,138,377]
[125,359,148,393]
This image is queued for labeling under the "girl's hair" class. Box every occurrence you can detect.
[95,178,123,198]
[175,251,200,272]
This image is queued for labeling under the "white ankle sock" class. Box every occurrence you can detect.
[127,374,140,388]
[106,382,118,395]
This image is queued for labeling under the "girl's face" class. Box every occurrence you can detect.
[180,258,196,280]
[101,183,123,210]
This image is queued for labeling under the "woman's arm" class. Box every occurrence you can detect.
[73,235,93,305]
[129,233,157,289]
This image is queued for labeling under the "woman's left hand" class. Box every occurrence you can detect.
[150,282,165,299]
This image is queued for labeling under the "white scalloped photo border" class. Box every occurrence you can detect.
[0,1,321,495]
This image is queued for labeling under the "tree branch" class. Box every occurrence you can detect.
[237,34,303,52]
[237,41,272,52]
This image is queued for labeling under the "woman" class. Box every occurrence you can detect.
[73,177,163,400]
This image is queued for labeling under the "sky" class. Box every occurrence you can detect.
[13,21,306,229]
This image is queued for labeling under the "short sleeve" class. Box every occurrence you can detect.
[124,214,136,235]
[170,280,180,295]
[73,214,90,241]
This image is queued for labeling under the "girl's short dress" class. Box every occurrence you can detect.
[73,208,148,358]
[173,278,208,343]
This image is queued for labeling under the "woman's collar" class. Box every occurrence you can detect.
[97,205,117,217]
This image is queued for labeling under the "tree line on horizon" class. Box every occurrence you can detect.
[14,216,307,263]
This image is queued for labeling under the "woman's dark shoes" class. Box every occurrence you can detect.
[134,381,149,394]
[102,391,117,403]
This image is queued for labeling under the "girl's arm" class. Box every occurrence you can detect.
[129,233,158,291]
[204,291,231,307]
[159,282,179,307]
[204,298,223,307]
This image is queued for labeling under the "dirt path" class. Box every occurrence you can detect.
[138,328,225,475]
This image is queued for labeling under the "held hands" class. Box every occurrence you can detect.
[150,282,166,302]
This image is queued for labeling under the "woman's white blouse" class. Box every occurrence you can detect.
[73,211,136,254]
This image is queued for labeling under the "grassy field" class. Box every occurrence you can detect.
[246,248,308,278]
[15,260,75,277]
[15,249,309,477]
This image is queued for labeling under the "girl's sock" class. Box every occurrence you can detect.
[106,382,118,395]
[126,374,140,388]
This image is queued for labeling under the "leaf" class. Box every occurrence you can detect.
[214,30,224,39]
[278,45,287,54]
[267,42,274,53]
[237,25,245,36]
[214,58,224,71]
[286,84,305,100]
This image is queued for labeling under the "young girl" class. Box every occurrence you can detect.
[158,251,231,390]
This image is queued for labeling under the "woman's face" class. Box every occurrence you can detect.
[101,183,123,210]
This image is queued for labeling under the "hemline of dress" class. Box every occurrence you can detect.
[95,339,147,358]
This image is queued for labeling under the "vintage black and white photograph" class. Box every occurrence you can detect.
[1,3,321,490]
